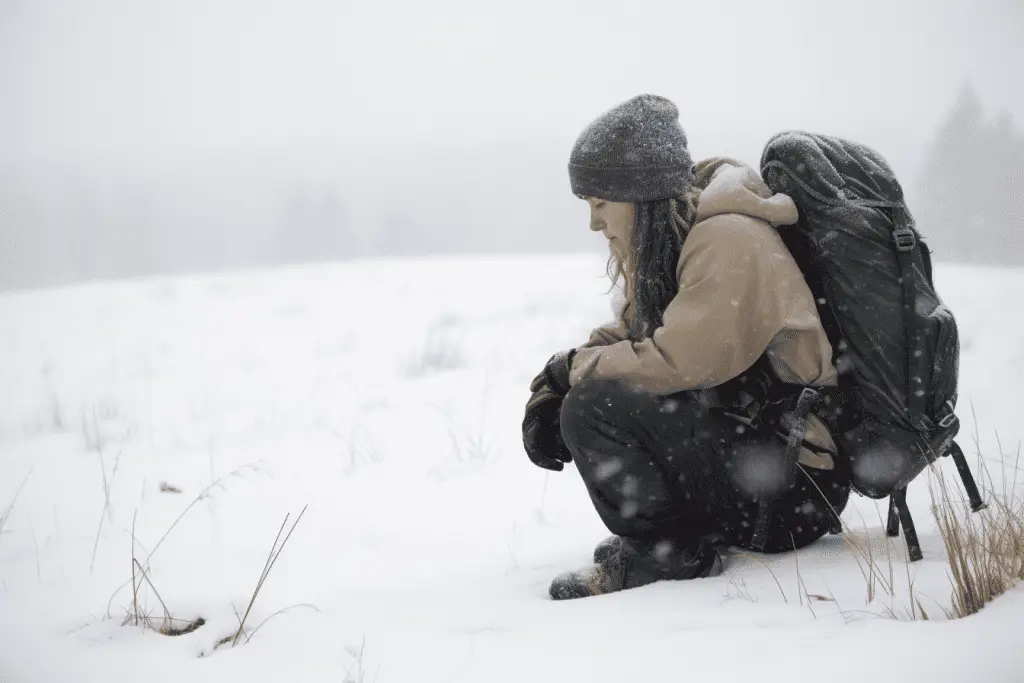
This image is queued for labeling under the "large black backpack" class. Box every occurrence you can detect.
[759,132,986,561]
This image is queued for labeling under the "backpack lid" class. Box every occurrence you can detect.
[760,131,905,208]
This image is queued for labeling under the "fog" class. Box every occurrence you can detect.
[2,0,1022,290]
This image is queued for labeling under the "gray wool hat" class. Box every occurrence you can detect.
[568,94,695,203]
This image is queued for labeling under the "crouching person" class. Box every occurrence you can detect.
[523,95,850,600]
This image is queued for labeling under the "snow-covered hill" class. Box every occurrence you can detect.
[1,255,1023,682]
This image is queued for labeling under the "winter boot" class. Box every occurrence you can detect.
[550,537,724,600]
[592,535,622,564]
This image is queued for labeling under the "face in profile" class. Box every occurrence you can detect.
[585,196,633,265]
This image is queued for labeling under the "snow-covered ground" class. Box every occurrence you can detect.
[1,255,1023,683]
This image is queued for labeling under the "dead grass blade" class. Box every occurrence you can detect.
[90,448,123,575]
[247,603,321,641]
[733,552,788,604]
[145,464,260,567]
[229,504,308,647]
[0,470,33,545]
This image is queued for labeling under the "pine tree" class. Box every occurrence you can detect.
[917,85,985,261]
[917,84,1024,265]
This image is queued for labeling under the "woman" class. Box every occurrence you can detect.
[522,94,850,600]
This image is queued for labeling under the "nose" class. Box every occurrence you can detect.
[589,218,605,233]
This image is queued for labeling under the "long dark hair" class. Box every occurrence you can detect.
[610,189,699,341]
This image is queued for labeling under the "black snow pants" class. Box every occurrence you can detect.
[560,378,850,559]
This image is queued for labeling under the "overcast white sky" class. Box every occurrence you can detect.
[3,0,1021,168]
[0,0,1022,287]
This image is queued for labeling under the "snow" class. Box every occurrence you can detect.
[1,255,1023,682]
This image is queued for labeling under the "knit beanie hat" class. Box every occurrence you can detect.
[568,94,695,203]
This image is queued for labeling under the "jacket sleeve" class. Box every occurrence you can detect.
[578,319,629,350]
[568,215,789,394]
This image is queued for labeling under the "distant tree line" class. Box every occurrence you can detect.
[916,84,1024,265]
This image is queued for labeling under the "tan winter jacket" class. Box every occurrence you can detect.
[569,158,839,469]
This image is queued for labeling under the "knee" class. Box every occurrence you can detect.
[561,378,631,424]
[559,378,633,449]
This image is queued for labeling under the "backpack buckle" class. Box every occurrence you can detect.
[893,227,917,252]
[937,401,958,430]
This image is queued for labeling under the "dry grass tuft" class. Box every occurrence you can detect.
[113,462,314,650]
[107,463,261,619]
[112,464,262,638]
[930,448,1024,618]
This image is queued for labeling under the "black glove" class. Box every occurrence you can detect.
[522,385,571,471]
[522,349,577,471]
